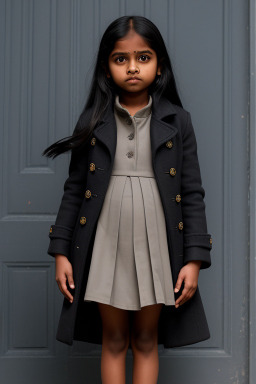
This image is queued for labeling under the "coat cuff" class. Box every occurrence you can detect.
[47,239,71,258]
[47,225,73,258]
[183,234,212,269]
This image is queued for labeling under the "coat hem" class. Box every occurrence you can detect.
[56,330,211,349]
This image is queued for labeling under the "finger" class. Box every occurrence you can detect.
[177,288,193,306]
[67,272,75,289]
[175,280,194,306]
[174,272,185,293]
[178,287,197,306]
[175,287,190,307]
[56,280,68,299]
[59,277,74,302]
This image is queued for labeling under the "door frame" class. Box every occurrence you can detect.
[249,1,256,383]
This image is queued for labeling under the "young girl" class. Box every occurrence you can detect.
[43,15,212,384]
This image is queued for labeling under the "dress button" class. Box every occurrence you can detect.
[91,137,96,146]
[127,132,134,140]
[209,238,213,245]
[80,217,87,225]
[90,163,96,172]
[126,151,134,158]
[176,194,181,203]
[170,168,176,176]
[166,140,173,148]
[85,190,92,198]
[178,222,183,231]
[126,117,132,125]
[49,226,53,234]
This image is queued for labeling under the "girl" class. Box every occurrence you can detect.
[43,15,212,384]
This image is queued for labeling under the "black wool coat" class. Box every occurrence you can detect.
[47,93,213,349]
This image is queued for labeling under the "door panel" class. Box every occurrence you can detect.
[0,0,249,383]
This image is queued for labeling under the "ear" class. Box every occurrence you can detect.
[157,64,162,76]
[157,58,164,75]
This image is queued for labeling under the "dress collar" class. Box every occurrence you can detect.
[114,94,152,118]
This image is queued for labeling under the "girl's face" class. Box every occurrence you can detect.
[107,30,161,97]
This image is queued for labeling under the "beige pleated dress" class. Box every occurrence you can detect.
[83,94,176,310]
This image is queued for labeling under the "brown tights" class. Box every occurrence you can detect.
[97,302,163,384]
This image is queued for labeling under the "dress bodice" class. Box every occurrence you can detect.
[112,94,155,177]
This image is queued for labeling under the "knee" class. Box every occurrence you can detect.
[103,330,130,355]
[131,330,157,354]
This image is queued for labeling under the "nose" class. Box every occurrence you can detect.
[127,58,139,74]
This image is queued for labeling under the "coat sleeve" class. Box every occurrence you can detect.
[181,111,212,269]
[47,142,89,259]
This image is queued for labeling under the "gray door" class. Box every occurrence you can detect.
[0,0,250,383]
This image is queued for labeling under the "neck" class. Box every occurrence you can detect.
[118,90,149,110]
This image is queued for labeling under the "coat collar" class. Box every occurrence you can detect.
[93,93,178,162]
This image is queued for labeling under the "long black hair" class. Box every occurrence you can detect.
[42,15,183,159]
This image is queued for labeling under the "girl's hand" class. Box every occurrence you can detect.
[55,254,75,303]
[174,260,202,308]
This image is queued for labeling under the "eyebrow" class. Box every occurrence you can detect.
[111,50,153,58]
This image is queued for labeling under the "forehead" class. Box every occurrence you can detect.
[112,31,152,51]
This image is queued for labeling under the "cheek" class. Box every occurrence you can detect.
[109,65,122,78]
[144,67,158,81]
[111,69,123,83]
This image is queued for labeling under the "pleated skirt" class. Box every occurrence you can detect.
[83,174,176,310]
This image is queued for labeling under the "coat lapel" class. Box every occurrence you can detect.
[150,93,178,160]
[93,93,178,162]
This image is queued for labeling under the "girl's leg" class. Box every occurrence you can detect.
[97,302,130,384]
[130,303,163,384]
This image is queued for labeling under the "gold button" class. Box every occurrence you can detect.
[176,194,181,203]
[85,190,92,198]
[90,163,96,172]
[49,226,53,234]
[91,137,96,146]
[80,217,86,225]
[170,168,176,176]
[178,222,183,231]
[166,140,173,148]
[209,238,213,245]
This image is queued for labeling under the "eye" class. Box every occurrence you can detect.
[115,56,126,63]
[138,54,150,62]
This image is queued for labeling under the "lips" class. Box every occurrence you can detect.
[126,77,141,81]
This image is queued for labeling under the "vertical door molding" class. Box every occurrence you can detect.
[249,1,256,383]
